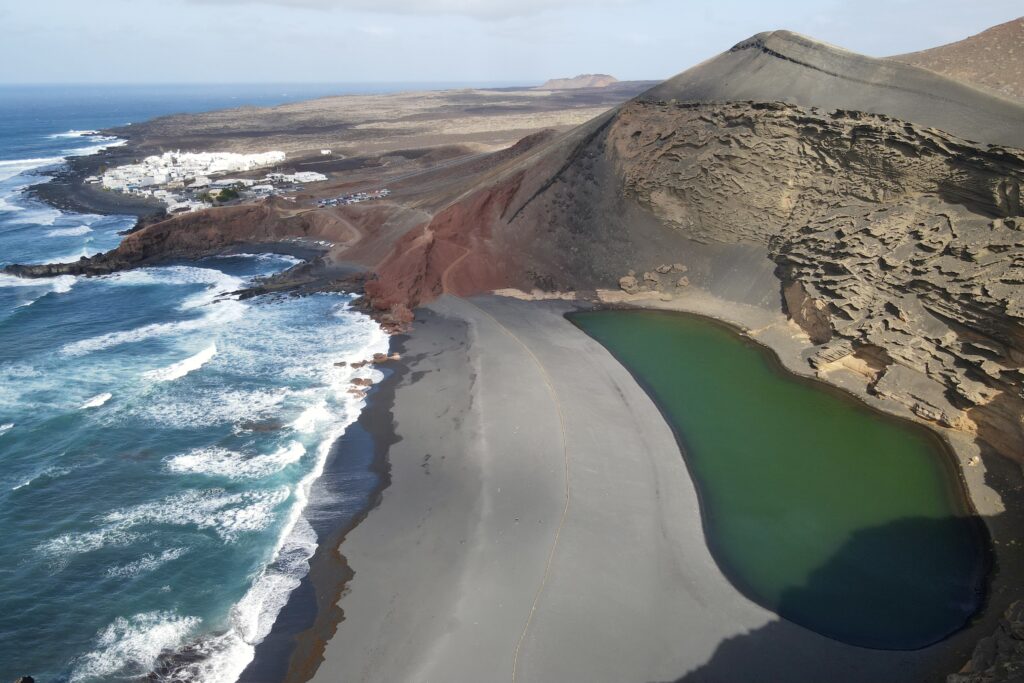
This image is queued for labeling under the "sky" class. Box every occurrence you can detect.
[1,0,1020,84]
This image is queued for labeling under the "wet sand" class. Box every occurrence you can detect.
[291,295,988,683]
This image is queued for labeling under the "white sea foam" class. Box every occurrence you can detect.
[290,399,331,434]
[151,629,253,683]
[38,487,289,570]
[102,266,245,308]
[232,516,317,645]
[212,322,389,675]
[0,423,13,435]
[0,274,75,309]
[166,309,390,681]
[102,487,291,542]
[0,196,24,212]
[60,267,245,357]
[105,547,189,579]
[37,527,145,567]
[47,243,105,263]
[80,392,112,409]
[213,252,304,267]
[67,138,126,158]
[0,274,50,289]
[61,300,244,357]
[19,204,63,226]
[70,611,201,683]
[46,225,93,237]
[135,388,289,429]
[166,442,305,480]
[144,344,217,382]
[0,156,63,183]
[32,295,389,682]
[51,275,76,293]
[49,129,99,138]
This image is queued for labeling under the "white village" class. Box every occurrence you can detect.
[90,151,328,213]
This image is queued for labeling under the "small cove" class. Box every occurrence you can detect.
[570,308,990,650]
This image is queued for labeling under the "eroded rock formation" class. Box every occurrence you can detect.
[949,601,1024,683]
[605,99,1024,458]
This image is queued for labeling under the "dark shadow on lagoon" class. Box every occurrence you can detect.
[570,309,992,657]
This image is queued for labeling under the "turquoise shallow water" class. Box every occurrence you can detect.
[571,309,989,649]
[0,87,396,682]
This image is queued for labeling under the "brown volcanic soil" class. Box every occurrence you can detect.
[31,81,657,222]
[105,82,658,159]
[891,17,1024,103]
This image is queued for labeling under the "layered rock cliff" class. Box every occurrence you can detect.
[608,98,1024,460]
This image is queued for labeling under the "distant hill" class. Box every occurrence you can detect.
[537,74,619,90]
[890,17,1024,103]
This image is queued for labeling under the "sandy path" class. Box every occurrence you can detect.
[308,295,965,682]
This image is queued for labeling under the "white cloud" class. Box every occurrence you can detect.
[188,0,637,20]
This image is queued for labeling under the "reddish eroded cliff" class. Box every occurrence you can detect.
[5,198,360,278]
[363,172,527,312]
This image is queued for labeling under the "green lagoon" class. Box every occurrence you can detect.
[571,309,989,649]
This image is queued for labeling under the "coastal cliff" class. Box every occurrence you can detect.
[5,198,357,276]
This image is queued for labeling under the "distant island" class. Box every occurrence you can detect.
[537,73,619,89]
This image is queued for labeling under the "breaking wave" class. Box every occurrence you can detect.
[80,392,112,409]
[70,611,202,683]
[0,156,63,183]
[47,225,93,237]
[144,344,218,382]
[49,130,100,138]
[61,300,244,357]
[166,442,305,480]
[105,547,190,579]
[11,465,74,492]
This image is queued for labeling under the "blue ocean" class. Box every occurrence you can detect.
[0,85,405,681]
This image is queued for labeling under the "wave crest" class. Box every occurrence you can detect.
[80,392,112,409]
[144,344,218,382]
[166,442,305,480]
[70,611,201,683]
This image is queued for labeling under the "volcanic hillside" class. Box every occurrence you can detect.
[362,30,1024,465]
[17,29,1024,470]
[891,17,1024,103]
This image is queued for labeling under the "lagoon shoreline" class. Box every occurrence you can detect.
[262,294,1024,683]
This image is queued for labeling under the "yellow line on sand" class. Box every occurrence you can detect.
[460,298,571,683]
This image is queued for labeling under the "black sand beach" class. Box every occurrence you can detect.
[262,295,1023,683]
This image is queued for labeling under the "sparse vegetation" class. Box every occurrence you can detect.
[217,187,240,202]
